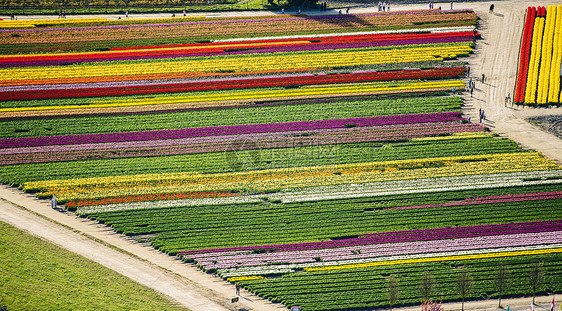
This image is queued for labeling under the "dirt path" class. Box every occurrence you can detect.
[1,2,562,311]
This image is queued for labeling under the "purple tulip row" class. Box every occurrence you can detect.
[194,230,562,269]
[0,37,472,68]
[0,121,482,165]
[385,191,562,211]
[178,219,562,256]
[0,112,462,149]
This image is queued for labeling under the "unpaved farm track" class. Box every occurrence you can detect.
[1,1,562,310]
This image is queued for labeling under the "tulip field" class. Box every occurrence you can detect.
[515,5,562,105]
[1,9,562,311]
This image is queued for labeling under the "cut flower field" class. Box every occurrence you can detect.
[0,8,561,311]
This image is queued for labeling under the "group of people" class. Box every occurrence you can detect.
[377,1,390,12]
[319,2,327,11]
[429,2,454,10]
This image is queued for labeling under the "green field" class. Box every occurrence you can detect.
[0,221,188,311]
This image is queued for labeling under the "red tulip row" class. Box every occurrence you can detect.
[0,67,466,101]
[514,7,536,104]
[537,6,547,17]
[64,190,239,209]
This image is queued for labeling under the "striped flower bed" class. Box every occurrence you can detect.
[1,9,561,311]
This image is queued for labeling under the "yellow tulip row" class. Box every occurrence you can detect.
[0,17,108,29]
[412,131,492,141]
[303,247,562,272]
[537,5,562,104]
[524,17,545,104]
[0,15,205,29]
[549,5,562,103]
[536,8,555,104]
[0,45,473,83]
[0,80,465,112]
[23,152,560,202]
[226,276,264,282]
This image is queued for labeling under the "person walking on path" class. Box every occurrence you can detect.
[235,283,241,296]
[51,195,57,209]
[481,73,485,84]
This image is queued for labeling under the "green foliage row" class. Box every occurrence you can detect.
[82,183,562,253]
[239,253,562,310]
